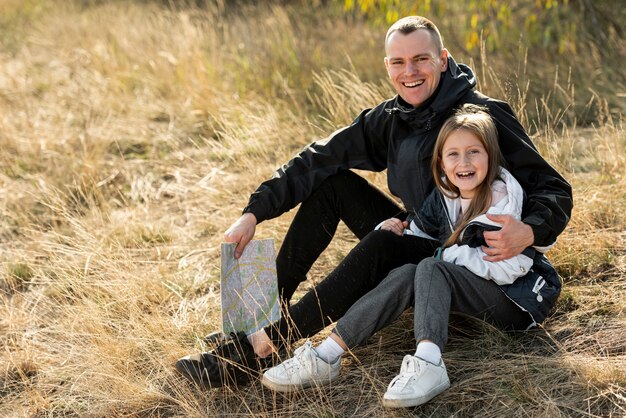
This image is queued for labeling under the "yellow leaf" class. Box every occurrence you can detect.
[424,0,431,13]
[466,31,479,50]
[471,13,478,29]
[386,9,399,25]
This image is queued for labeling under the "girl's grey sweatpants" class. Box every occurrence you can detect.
[333,257,533,352]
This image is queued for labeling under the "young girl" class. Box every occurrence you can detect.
[260,105,561,408]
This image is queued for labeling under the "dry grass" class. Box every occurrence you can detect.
[0,1,624,417]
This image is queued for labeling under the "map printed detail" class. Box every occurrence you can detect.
[220,239,280,336]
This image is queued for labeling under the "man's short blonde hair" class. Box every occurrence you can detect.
[385,16,444,53]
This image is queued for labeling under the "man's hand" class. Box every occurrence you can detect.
[482,214,534,261]
[379,218,408,236]
[224,213,257,259]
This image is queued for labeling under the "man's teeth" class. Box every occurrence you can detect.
[403,80,424,87]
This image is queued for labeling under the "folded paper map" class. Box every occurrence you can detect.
[220,239,280,336]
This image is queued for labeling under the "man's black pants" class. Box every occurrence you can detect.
[264,170,439,346]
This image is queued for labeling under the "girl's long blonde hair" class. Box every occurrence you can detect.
[431,104,505,247]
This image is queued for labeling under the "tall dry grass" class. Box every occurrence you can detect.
[0,1,624,416]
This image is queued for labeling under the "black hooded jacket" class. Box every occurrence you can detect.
[242,56,572,246]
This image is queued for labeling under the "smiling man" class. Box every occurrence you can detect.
[176,16,572,389]
[384,27,448,108]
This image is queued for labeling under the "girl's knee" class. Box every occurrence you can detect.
[387,263,418,279]
[416,256,439,273]
[384,264,419,296]
[415,257,449,283]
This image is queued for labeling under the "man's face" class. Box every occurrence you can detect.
[384,29,448,108]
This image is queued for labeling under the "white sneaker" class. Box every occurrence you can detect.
[383,355,450,408]
[261,340,341,392]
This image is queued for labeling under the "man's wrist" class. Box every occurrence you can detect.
[522,222,535,247]
[523,220,545,247]
[242,206,262,224]
[242,212,258,225]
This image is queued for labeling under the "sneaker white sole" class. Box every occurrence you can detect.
[260,375,313,392]
[260,369,340,393]
[382,379,451,408]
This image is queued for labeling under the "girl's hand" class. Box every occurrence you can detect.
[379,218,409,236]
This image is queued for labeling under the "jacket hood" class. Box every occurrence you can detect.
[388,55,476,131]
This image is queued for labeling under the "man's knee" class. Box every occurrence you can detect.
[300,171,365,212]
[358,229,404,252]
[325,170,363,187]
[314,170,363,195]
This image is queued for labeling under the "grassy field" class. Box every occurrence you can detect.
[0,1,624,416]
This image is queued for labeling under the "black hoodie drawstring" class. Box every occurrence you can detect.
[386,106,438,131]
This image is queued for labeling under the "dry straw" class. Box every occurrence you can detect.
[0,1,624,416]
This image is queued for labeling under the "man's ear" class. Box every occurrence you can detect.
[440,48,449,72]
[384,56,391,76]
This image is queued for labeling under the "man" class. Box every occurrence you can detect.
[176,16,572,388]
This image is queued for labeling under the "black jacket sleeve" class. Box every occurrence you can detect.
[484,99,573,245]
[411,189,451,243]
[242,103,391,223]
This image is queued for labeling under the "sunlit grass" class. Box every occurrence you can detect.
[0,1,624,416]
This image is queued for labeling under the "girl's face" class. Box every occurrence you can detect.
[440,129,489,199]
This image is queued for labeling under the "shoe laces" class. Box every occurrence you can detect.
[281,340,318,375]
[388,355,422,390]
